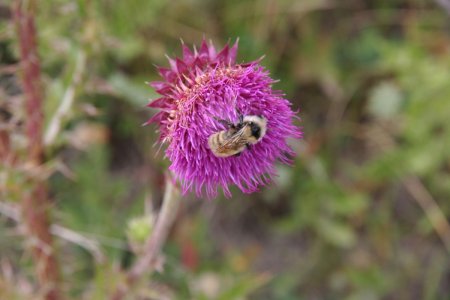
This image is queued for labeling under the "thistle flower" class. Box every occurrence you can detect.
[147,40,301,198]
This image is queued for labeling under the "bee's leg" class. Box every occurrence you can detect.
[214,117,234,128]
[234,107,244,124]
[234,152,241,157]
[220,119,234,127]
[245,143,251,150]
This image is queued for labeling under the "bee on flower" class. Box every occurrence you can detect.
[146,39,301,198]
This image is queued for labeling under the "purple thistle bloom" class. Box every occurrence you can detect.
[147,40,301,198]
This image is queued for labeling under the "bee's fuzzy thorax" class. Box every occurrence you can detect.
[243,115,267,141]
[147,39,302,198]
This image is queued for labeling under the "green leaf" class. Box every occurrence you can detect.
[108,73,156,107]
[317,218,356,248]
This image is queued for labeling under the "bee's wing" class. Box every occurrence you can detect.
[217,126,248,152]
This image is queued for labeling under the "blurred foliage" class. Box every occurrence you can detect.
[1,0,450,299]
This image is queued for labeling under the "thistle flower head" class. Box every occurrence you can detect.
[147,40,301,198]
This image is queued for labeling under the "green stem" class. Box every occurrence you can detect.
[111,173,180,300]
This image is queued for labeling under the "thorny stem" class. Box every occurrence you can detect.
[111,174,180,300]
[13,1,61,299]
[0,130,11,161]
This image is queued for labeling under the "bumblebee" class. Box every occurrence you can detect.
[208,115,267,158]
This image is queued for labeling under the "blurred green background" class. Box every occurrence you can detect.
[1,0,450,299]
